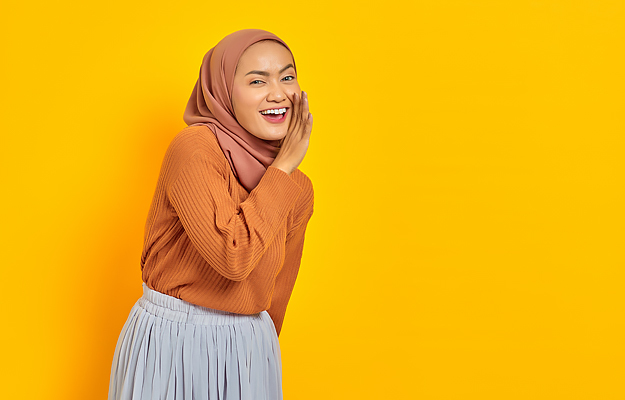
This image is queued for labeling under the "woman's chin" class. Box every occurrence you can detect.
[253,129,287,142]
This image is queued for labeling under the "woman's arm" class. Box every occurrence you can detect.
[167,150,304,281]
[266,204,314,337]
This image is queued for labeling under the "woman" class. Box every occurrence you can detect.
[108,29,314,400]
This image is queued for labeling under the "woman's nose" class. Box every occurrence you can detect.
[266,82,286,102]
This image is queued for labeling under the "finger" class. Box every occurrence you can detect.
[294,91,303,119]
[302,91,309,120]
[295,91,302,120]
[297,93,308,138]
[305,113,313,136]
[292,110,304,138]
[291,92,304,135]
[288,92,300,133]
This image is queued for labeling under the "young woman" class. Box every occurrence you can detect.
[108,29,314,400]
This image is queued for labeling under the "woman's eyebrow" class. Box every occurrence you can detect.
[245,64,294,77]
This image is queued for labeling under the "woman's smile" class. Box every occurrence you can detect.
[259,107,289,124]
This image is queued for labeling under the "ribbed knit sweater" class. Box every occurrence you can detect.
[140,124,314,337]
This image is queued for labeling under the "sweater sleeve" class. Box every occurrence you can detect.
[167,151,303,281]
[267,202,314,337]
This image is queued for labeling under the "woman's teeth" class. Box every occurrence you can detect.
[260,108,287,115]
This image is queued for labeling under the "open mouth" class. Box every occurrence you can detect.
[259,108,289,124]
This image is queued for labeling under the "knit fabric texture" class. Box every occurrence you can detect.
[140,124,314,337]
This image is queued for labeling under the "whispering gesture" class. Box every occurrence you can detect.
[274,91,313,175]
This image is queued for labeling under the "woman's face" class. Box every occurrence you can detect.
[232,40,300,141]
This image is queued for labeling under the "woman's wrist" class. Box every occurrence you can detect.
[271,162,292,176]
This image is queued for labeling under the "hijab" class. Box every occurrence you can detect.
[183,29,297,193]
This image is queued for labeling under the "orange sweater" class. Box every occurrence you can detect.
[140,125,314,337]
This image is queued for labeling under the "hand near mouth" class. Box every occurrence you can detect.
[272,91,313,175]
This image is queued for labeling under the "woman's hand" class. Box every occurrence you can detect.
[272,91,313,175]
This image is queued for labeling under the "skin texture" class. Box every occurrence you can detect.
[232,40,313,175]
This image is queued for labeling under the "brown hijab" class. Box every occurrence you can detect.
[183,29,297,192]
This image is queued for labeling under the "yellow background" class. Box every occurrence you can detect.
[1,0,623,399]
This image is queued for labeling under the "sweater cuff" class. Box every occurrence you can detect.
[247,165,303,233]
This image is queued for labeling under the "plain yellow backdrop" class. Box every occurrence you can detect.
[1,0,623,399]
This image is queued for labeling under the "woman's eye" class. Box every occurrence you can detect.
[250,76,294,85]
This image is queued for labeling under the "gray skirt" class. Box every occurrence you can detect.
[108,282,283,400]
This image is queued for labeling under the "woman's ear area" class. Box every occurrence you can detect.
[230,87,236,117]
[230,74,243,118]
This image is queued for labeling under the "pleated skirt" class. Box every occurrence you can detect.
[108,282,283,400]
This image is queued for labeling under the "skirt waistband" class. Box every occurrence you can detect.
[137,282,264,326]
